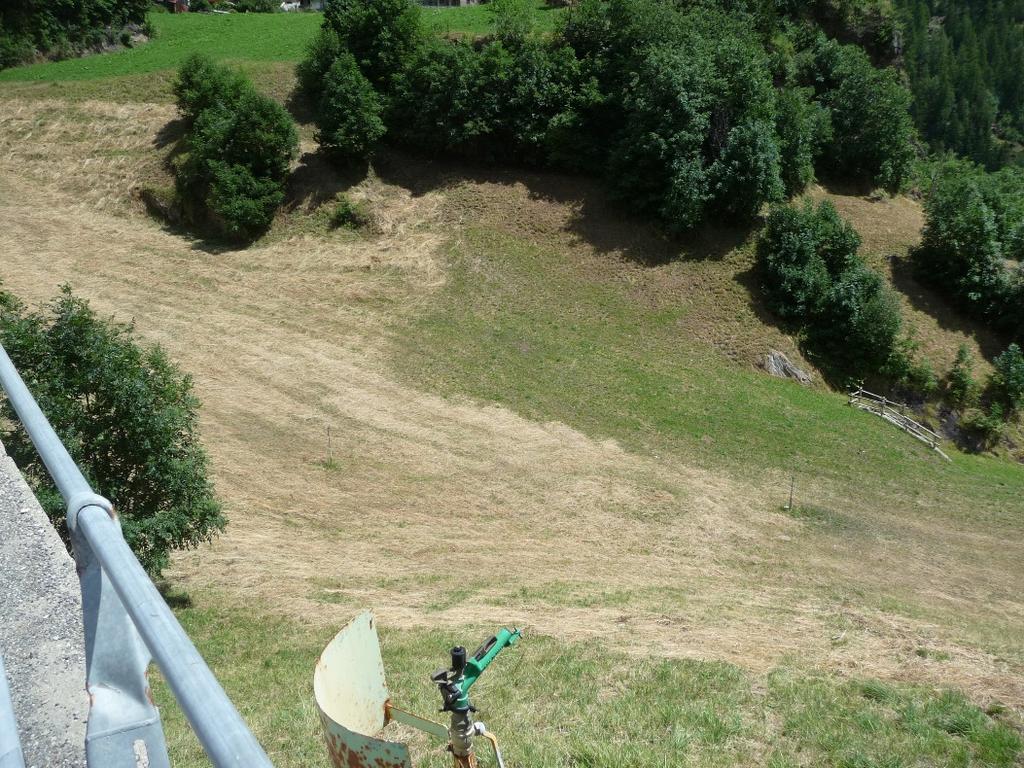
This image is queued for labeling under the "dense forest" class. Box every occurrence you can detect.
[899,0,1024,166]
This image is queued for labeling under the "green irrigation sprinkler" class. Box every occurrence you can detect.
[314,612,521,768]
[431,627,522,767]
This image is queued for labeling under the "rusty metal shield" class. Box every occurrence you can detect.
[313,611,414,768]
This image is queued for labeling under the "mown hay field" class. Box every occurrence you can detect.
[0,12,1021,766]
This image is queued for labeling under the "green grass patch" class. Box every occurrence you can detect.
[390,226,1024,530]
[0,4,563,88]
[768,671,1022,768]
[781,503,860,532]
[150,596,1022,767]
[0,13,322,84]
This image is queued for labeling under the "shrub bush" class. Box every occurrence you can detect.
[607,21,782,231]
[174,57,297,241]
[758,200,904,379]
[388,38,597,166]
[296,27,344,101]
[330,194,371,229]
[960,405,1004,449]
[914,163,1007,321]
[387,38,481,155]
[0,286,225,575]
[758,201,858,321]
[775,86,830,196]
[706,120,785,221]
[173,53,248,126]
[315,52,386,160]
[809,263,903,376]
[992,343,1024,412]
[322,0,422,90]
[912,161,1024,339]
[883,339,939,399]
[235,0,278,12]
[798,37,915,189]
[945,345,980,409]
[477,41,598,165]
[490,0,534,47]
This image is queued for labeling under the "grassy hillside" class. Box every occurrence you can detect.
[0,10,1022,767]
[0,12,321,83]
[0,3,562,97]
[150,595,1022,768]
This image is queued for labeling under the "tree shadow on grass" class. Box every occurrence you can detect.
[373,148,752,266]
[284,85,317,127]
[284,151,368,213]
[153,117,186,150]
[813,174,878,199]
[157,582,193,609]
[889,254,1008,362]
[152,117,188,168]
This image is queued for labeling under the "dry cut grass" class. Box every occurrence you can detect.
[0,96,1021,724]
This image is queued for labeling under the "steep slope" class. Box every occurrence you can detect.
[1,95,1022,719]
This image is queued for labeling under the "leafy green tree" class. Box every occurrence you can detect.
[173,53,248,126]
[946,344,980,409]
[0,286,225,575]
[915,164,1005,319]
[607,14,781,230]
[992,343,1024,412]
[757,202,834,321]
[809,263,903,376]
[805,40,915,189]
[389,38,597,166]
[480,41,598,165]
[387,38,482,155]
[175,60,297,241]
[296,27,344,101]
[490,0,534,47]
[982,166,1024,262]
[322,0,422,90]
[706,120,785,220]
[315,52,386,160]
[775,86,830,196]
[556,0,613,61]
[813,198,862,275]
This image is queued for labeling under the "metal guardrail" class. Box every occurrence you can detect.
[848,387,950,461]
[0,344,274,768]
[0,655,25,768]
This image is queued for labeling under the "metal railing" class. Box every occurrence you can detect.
[848,387,950,461]
[0,655,25,768]
[0,344,274,768]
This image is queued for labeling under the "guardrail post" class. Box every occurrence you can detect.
[0,344,274,768]
[0,654,26,768]
[68,493,170,768]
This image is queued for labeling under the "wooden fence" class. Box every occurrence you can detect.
[848,387,950,461]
